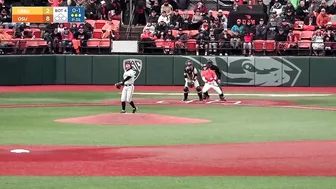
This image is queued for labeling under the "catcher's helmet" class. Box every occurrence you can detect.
[201,64,208,70]
[185,60,193,67]
[206,60,213,67]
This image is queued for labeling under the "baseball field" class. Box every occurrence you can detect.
[1,85,336,189]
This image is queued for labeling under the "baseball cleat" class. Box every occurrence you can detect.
[120,110,126,113]
[182,99,190,101]
[220,97,227,101]
[132,107,137,113]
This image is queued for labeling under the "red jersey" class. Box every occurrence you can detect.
[201,69,217,82]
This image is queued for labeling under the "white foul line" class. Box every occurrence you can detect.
[185,100,195,103]
[156,100,165,104]
[207,100,219,104]
[234,101,242,105]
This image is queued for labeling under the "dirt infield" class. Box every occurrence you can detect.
[1,140,336,176]
[0,99,335,111]
[55,113,211,125]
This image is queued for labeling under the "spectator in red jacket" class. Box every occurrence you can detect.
[316,8,330,28]
[242,32,253,56]
[61,27,74,53]
[193,1,207,15]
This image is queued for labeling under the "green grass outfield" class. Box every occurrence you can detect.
[0,90,336,188]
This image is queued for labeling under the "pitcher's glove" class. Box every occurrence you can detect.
[115,82,123,89]
[187,81,195,88]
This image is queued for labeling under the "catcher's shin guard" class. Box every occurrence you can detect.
[196,86,203,101]
[183,87,189,101]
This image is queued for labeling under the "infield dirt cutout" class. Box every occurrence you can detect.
[1,140,336,176]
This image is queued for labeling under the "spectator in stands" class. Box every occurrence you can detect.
[324,35,335,55]
[280,18,292,34]
[80,21,94,38]
[0,7,13,29]
[208,29,217,55]
[99,1,109,20]
[107,0,121,20]
[134,0,146,26]
[176,0,190,10]
[242,32,253,56]
[258,0,267,14]
[255,18,267,39]
[151,0,161,16]
[304,12,317,30]
[203,10,215,24]
[328,1,336,15]
[312,30,325,56]
[326,21,335,32]
[76,0,86,6]
[70,23,78,34]
[212,18,223,37]
[165,29,175,40]
[0,25,14,54]
[162,38,174,54]
[218,28,231,55]
[47,28,62,54]
[143,22,156,34]
[102,20,118,39]
[14,24,33,39]
[73,26,89,54]
[85,0,99,19]
[231,19,244,34]
[175,28,188,54]
[284,30,298,54]
[283,9,295,26]
[57,23,65,34]
[161,0,173,15]
[308,0,320,15]
[216,10,228,30]
[158,11,170,24]
[180,11,190,30]
[191,9,203,29]
[242,20,254,36]
[193,1,207,15]
[66,0,76,6]
[230,30,242,50]
[148,10,159,24]
[196,31,209,55]
[200,20,209,32]
[140,28,157,53]
[283,1,295,14]
[296,0,309,21]
[275,28,287,54]
[266,18,278,40]
[170,9,182,29]
[317,8,330,28]
[270,0,283,16]
[155,20,168,38]
[61,27,74,53]
[317,0,329,13]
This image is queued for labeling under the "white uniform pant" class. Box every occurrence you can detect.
[202,81,222,94]
[184,79,200,88]
[121,85,134,102]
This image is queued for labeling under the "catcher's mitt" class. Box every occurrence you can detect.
[115,82,122,89]
[187,81,195,88]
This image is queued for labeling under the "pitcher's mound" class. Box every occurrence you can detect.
[55,113,211,125]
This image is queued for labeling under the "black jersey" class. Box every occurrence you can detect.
[184,66,198,80]
[209,64,221,80]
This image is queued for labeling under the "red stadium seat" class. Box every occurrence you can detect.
[85,20,96,28]
[186,39,197,51]
[92,29,102,39]
[95,20,107,29]
[300,31,313,40]
[155,39,164,48]
[253,40,265,53]
[99,39,111,47]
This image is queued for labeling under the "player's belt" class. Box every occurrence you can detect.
[124,84,133,86]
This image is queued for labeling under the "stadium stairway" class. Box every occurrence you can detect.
[119,25,144,40]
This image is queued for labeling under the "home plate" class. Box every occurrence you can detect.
[10,149,30,153]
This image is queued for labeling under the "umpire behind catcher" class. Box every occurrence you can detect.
[203,60,222,100]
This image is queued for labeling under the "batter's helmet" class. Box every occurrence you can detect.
[206,60,213,67]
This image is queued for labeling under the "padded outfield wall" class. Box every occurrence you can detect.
[0,55,335,86]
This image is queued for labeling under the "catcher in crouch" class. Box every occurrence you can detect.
[201,64,226,101]
[183,60,203,101]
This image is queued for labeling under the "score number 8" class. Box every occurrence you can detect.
[46,16,50,22]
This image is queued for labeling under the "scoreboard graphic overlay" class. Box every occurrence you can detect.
[12,7,85,23]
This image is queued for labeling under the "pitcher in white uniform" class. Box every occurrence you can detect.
[116,62,138,113]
